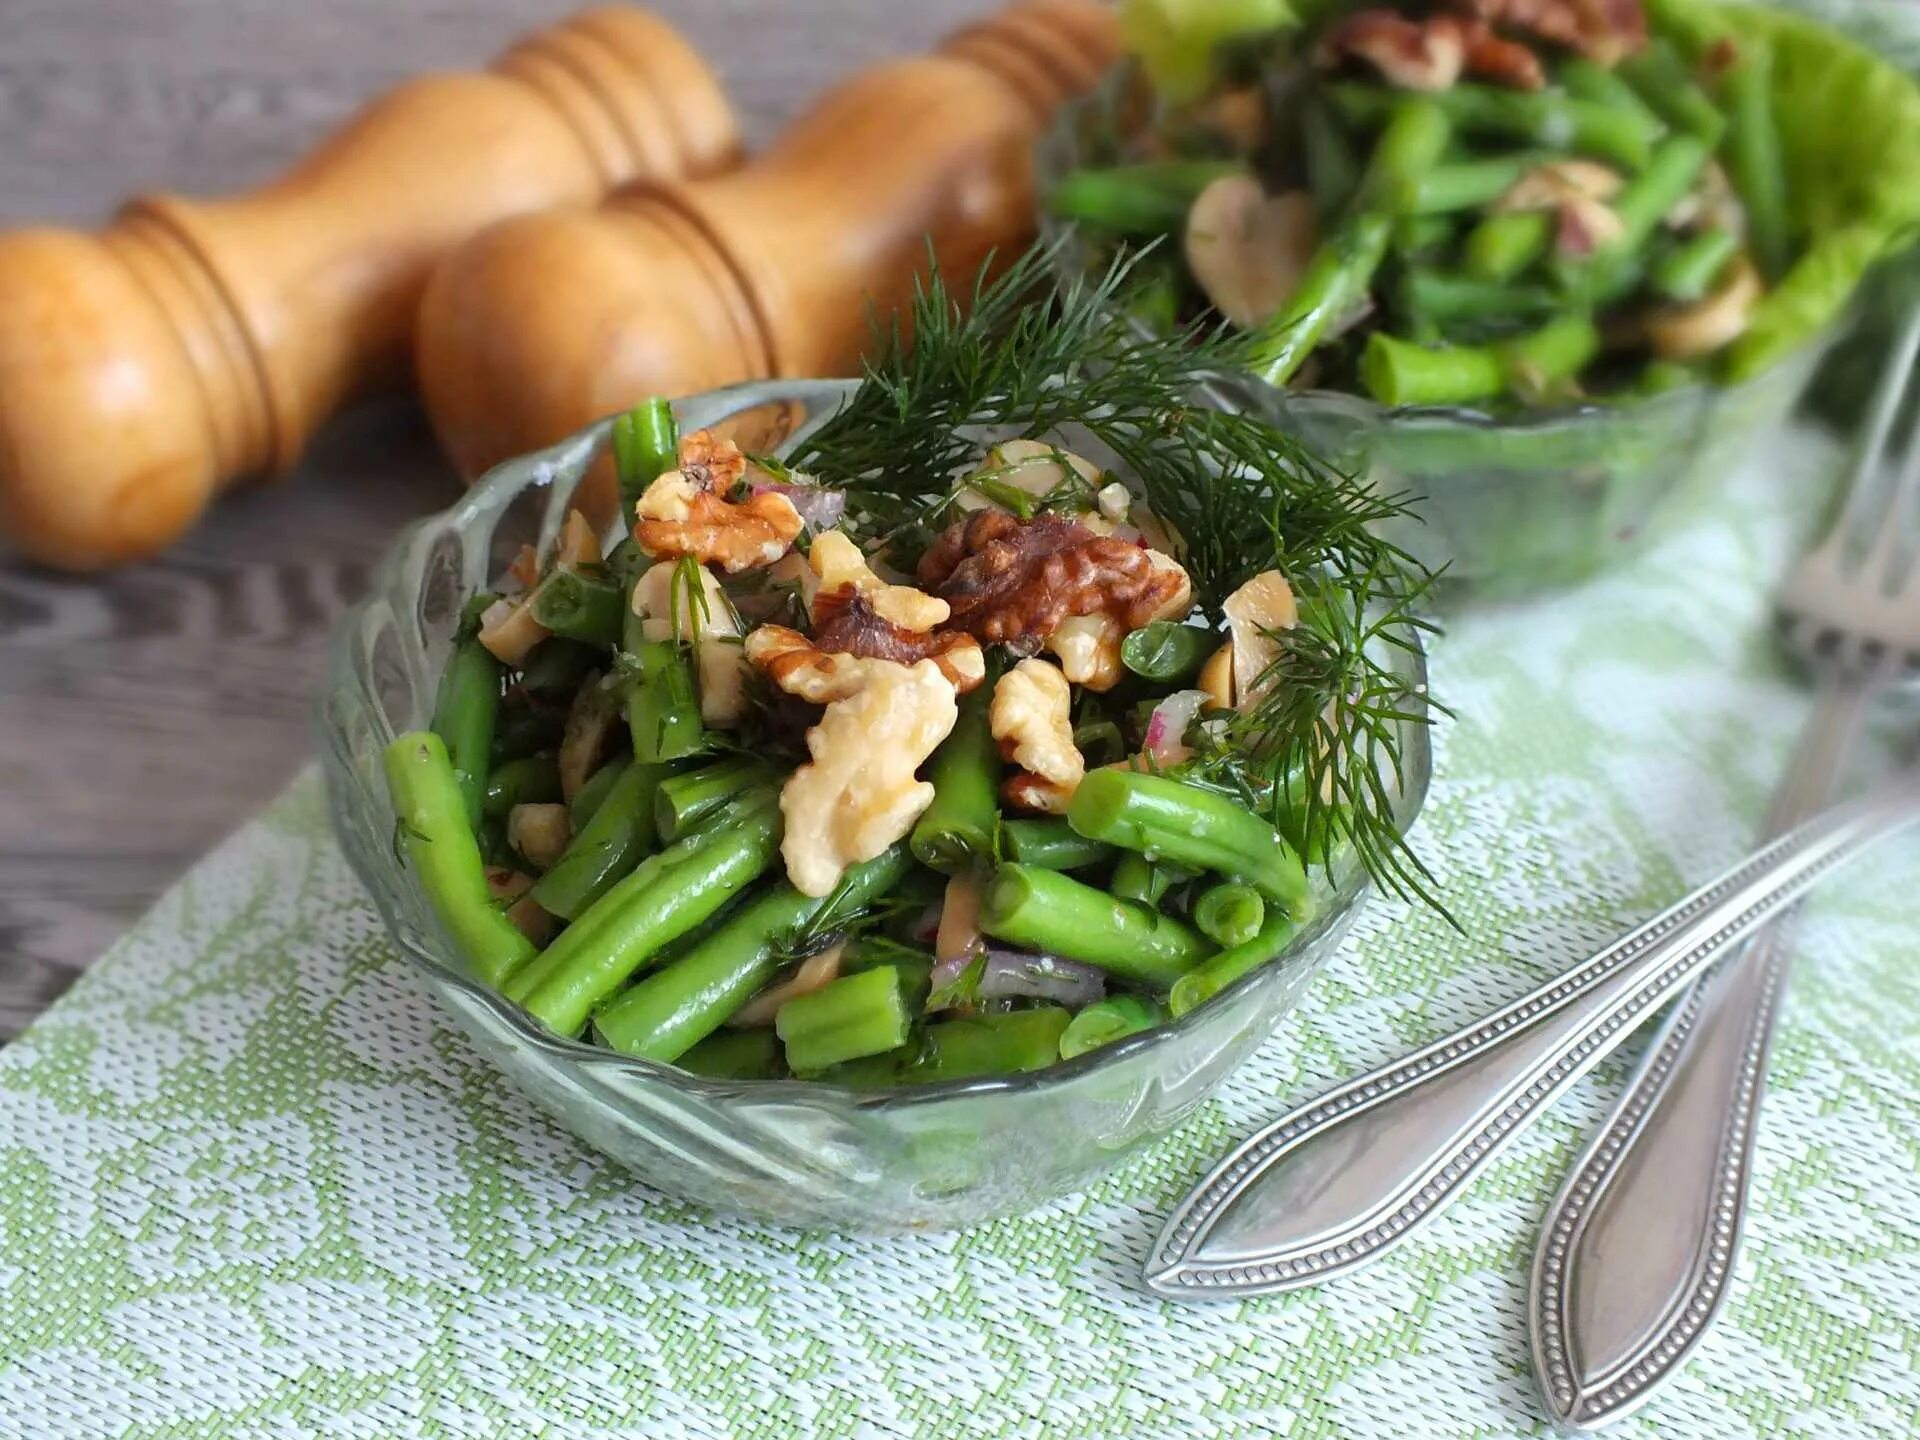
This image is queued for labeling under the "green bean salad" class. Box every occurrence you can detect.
[384,256,1436,1086]
[1052,0,1867,407]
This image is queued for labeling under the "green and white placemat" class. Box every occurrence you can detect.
[2,426,1917,1439]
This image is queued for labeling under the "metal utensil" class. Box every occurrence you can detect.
[1529,310,1920,1428]
[1144,785,1920,1297]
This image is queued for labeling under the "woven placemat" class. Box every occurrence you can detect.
[1,422,1916,1439]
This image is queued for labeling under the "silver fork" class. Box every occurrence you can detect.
[1529,308,1920,1428]
[1145,312,1920,1315]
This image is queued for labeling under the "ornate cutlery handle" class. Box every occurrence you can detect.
[1529,680,1875,1428]
[1146,788,1920,1299]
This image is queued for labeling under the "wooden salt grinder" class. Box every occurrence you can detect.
[416,0,1120,501]
[0,9,740,571]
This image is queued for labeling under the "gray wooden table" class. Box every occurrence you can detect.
[0,0,979,1040]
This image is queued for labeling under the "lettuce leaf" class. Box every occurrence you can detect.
[1649,0,1920,376]
[1119,0,1295,102]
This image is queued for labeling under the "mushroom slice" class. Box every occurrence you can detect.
[1184,177,1318,330]
[1647,256,1762,361]
[1221,569,1299,710]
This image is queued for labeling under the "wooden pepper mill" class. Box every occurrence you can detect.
[0,9,740,571]
[417,0,1120,503]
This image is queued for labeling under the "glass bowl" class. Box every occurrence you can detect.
[317,378,1431,1232]
[1035,66,1843,598]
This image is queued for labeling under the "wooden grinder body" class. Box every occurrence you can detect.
[417,0,1120,500]
[0,8,739,569]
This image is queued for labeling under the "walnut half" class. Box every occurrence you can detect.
[990,658,1085,814]
[633,429,803,573]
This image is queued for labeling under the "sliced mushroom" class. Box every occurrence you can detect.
[1184,177,1318,330]
[1198,640,1236,710]
[485,867,556,946]
[558,675,619,801]
[1647,255,1762,361]
[477,594,549,666]
[507,803,573,872]
[727,943,846,1028]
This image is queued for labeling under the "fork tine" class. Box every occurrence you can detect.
[1823,306,1920,563]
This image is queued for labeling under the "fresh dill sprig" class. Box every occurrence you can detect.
[791,241,1443,910]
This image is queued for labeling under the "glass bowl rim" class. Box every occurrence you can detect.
[1034,62,1862,432]
[320,375,1432,1111]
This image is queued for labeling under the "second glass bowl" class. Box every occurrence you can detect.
[319,378,1431,1231]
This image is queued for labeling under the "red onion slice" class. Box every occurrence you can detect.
[751,481,846,531]
[978,949,1105,1009]
[1143,688,1210,765]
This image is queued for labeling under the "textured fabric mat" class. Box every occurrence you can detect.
[1,423,1916,1439]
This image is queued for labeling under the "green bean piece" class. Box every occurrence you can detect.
[1618,41,1727,142]
[673,1027,786,1080]
[593,846,909,1062]
[1718,39,1789,281]
[911,685,1000,873]
[1360,314,1599,406]
[777,965,915,1074]
[1464,210,1551,282]
[383,732,537,989]
[1073,718,1126,768]
[1168,909,1301,1017]
[518,638,605,700]
[1391,153,1540,217]
[1559,135,1712,298]
[1558,57,1666,140]
[1249,210,1393,386]
[515,791,783,1035]
[1650,227,1740,302]
[914,1008,1072,1083]
[1112,853,1163,908]
[611,398,678,517]
[1302,93,1361,217]
[1120,621,1216,684]
[569,756,630,828]
[840,935,935,1013]
[1397,268,1559,326]
[1066,768,1309,913]
[1059,995,1168,1060]
[1356,96,1453,213]
[1194,882,1267,948]
[980,864,1213,988]
[1000,817,1116,871]
[1392,213,1456,260]
[1047,160,1242,235]
[530,569,624,646]
[626,638,706,763]
[430,635,502,831]
[655,756,779,843]
[1331,82,1656,170]
[1633,358,1700,395]
[482,753,562,819]
[528,757,684,921]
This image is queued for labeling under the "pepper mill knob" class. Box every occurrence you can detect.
[0,8,740,570]
[416,0,1120,499]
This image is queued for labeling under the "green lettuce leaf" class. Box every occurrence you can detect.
[1118,0,1295,101]
[1649,0,1920,376]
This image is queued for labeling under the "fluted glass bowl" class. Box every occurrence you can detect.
[318,378,1431,1231]
[1036,68,1844,598]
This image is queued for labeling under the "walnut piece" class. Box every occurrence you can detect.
[633,428,802,574]
[773,649,961,897]
[916,511,1192,663]
[990,659,1085,814]
[811,590,985,693]
[1494,160,1625,257]
[810,529,949,631]
[631,561,748,725]
[1453,0,1647,66]
[1317,9,1546,89]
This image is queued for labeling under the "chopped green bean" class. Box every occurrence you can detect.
[383,732,536,989]
[1194,881,1266,948]
[611,399,678,517]
[1463,210,1551,282]
[655,756,779,843]
[1397,268,1559,326]
[430,635,502,830]
[1391,153,1542,217]
[980,864,1213,988]
[674,1028,786,1080]
[1360,314,1599,407]
[1558,57,1666,140]
[1048,160,1243,235]
[1000,817,1115,871]
[482,753,561,819]
[1718,38,1789,280]
[1618,41,1727,142]
[1168,908,1300,1017]
[911,685,1000,873]
[626,638,706,763]
[1302,93,1361,217]
[1120,621,1216,684]
[531,569,624,646]
[777,965,914,1074]
[528,757,682,921]
[570,756,629,828]
[1059,995,1167,1059]
[1650,227,1740,302]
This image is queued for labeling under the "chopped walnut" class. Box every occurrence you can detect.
[1452,0,1648,66]
[990,659,1084,814]
[507,802,572,872]
[916,511,1192,665]
[772,648,960,897]
[745,625,874,705]
[485,867,556,946]
[631,562,748,725]
[633,428,802,574]
[1222,570,1299,710]
[811,590,985,693]
[1045,613,1126,691]
[1317,9,1545,89]
[809,529,950,631]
